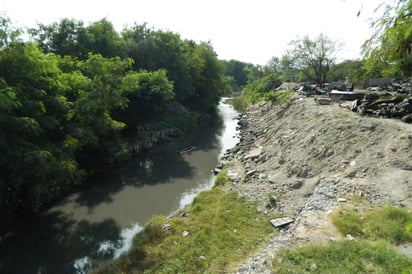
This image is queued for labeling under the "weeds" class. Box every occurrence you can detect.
[273,240,412,274]
[95,186,274,273]
[273,206,412,273]
[332,206,412,244]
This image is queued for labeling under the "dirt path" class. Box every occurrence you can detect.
[221,94,412,273]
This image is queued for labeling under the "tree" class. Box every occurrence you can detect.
[221,59,252,91]
[0,43,80,228]
[0,12,22,48]
[362,0,412,77]
[31,18,122,59]
[329,60,365,85]
[116,69,174,129]
[287,34,344,86]
[31,18,84,56]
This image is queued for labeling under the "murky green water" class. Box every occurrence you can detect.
[0,99,240,274]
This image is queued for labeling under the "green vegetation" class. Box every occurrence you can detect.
[242,73,283,103]
[363,0,412,78]
[332,206,412,244]
[95,186,274,273]
[264,90,294,105]
[273,240,412,274]
[273,206,412,273]
[214,169,230,187]
[0,14,229,233]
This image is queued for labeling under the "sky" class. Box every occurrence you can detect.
[1,0,381,65]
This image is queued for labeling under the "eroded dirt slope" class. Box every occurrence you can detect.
[222,94,412,273]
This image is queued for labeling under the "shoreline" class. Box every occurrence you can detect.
[220,95,412,273]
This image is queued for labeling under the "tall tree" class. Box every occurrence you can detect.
[0,12,22,48]
[287,34,343,86]
[362,0,412,77]
[221,59,252,91]
[31,18,122,59]
[30,18,85,57]
[0,43,79,227]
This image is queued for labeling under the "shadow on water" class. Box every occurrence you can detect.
[0,101,236,274]
[0,211,122,274]
[73,113,223,209]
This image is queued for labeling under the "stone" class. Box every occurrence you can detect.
[391,159,412,170]
[398,244,412,258]
[315,97,331,105]
[244,146,263,160]
[213,168,222,175]
[270,217,294,228]
[161,224,171,231]
[290,180,304,189]
[246,169,257,177]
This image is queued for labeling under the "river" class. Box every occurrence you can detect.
[0,99,240,274]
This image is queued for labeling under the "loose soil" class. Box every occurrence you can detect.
[221,94,412,273]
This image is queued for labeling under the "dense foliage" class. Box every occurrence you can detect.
[363,0,412,78]
[0,15,227,232]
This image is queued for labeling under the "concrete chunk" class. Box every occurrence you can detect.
[270,217,294,228]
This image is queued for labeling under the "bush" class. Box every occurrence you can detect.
[264,90,294,105]
[332,206,412,244]
[214,169,230,187]
[229,95,249,112]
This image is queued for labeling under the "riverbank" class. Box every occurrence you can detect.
[224,94,412,273]
[93,92,412,273]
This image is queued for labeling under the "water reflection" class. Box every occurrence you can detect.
[0,99,239,274]
[0,211,122,274]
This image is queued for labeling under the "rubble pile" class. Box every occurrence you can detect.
[217,95,412,273]
[347,93,412,123]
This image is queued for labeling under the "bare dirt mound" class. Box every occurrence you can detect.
[222,94,412,273]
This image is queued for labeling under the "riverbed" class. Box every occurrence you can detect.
[0,99,239,274]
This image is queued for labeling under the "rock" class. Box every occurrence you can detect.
[330,90,365,101]
[398,244,412,258]
[270,217,294,228]
[391,159,412,170]
[346,234,355,241]
[309,264,317,271]
[228,171,240,181]
[161,224,171,231]
[213,168,222,175]
[246,169,257,177]
[315,97,331,105]
[401,114,412,123]
[290,180,304,189]
[245,146,263,160]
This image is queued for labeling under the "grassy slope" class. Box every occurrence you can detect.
[94,173,275,273]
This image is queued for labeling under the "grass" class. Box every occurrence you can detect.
[273,206,412,273]
[95,180,274,273]
[227,90,294,113]
[332,206,412,244]
[228,95,249,112]
[273,240,412,274]
[214,169,230,187]
[264,90,294,105]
